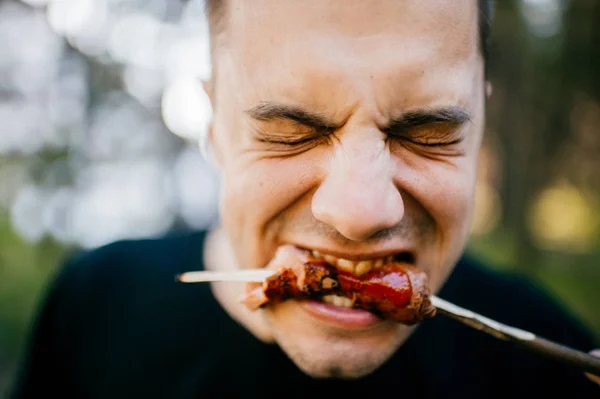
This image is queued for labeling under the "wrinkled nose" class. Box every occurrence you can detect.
[311,140,404,241]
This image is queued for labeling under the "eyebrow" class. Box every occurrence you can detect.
[245,102,339,130]
[385,106,472,132]
[246,102,471,133]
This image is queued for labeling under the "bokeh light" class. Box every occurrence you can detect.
[1,0,216,249]
[519,0,566,38]
[528,180,599,253]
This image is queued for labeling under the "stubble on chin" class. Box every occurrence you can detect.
[261,302,416,379]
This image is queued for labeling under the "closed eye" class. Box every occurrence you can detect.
[246,102,339,148]
[252,119,334,145]
[402,136,465,147]
[383,106,470,150]
[385,122,466,147]
[256,134,328,146]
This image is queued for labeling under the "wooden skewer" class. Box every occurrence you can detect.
[176,270,600,376]
[176,269,273,283]
[430,296,600,376]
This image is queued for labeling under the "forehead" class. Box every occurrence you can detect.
[218,0,482,115]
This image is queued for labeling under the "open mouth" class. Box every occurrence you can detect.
[309,250,415,275]
[241,245,434,328]
[306,249,416,308]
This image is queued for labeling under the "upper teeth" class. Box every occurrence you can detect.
[311,251,392,276]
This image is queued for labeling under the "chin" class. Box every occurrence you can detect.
[263,300,415,379]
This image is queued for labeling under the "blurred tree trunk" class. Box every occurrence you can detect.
[486,0,599,275]
[562,0,600,191]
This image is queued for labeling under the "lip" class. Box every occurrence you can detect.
[298,299,383,330]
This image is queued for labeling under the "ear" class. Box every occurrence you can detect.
[202,79,214,104]
[485,81,493,99]
[199,79,223,168]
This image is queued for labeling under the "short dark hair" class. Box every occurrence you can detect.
[206,0,494,74]
[479,0,495,71]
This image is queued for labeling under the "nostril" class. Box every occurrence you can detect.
[311,169,405,241]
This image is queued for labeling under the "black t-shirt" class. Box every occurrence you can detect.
[9,230,600,398]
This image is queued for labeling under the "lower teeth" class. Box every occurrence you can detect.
[322,295,354,308]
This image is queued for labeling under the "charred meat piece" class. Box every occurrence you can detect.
[242,261,436,325]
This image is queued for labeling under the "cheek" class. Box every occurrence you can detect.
[432,170,475,230]
[397,156,477,238]
[417,161,477,282]
[218,166,270,238]
[222,157,318,215]
[218,156,323,258]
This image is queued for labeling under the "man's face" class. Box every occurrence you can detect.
[209,0,485,378]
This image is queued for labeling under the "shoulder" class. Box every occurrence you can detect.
[440,254,597,350]
[40,229,215,341]
[10,230,240,397]
[40,229,230,356]
[65,229,207,274]
[426,254,599,393]
[55,230,207,295]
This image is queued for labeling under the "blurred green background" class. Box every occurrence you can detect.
[1,0,600,394]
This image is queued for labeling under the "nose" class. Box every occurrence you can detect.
[311,137,404,241]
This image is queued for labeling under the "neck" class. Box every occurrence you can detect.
[204,226,275,343]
